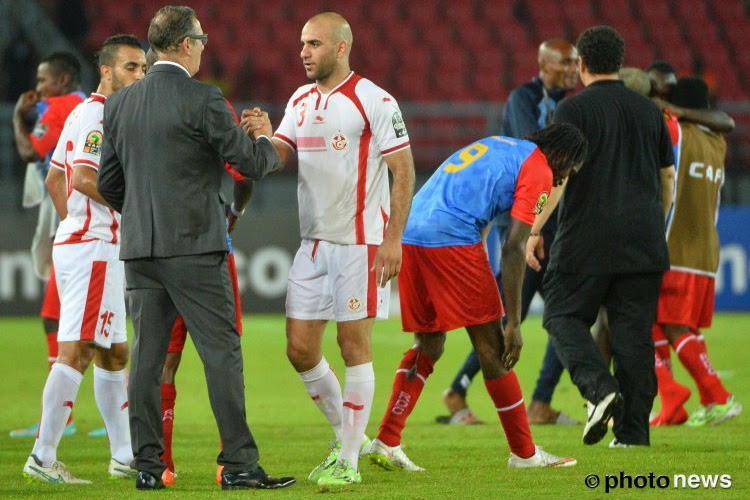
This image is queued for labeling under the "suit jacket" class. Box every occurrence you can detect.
[97,63,279,260]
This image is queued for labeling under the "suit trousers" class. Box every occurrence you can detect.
[542,268,662,445]
[125,252,259,476]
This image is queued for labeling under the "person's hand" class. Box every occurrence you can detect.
[15,90,39,115]
[525,234,544,272]
[371,236,401,288]
[240,107,272,140]
[501,321,523,370]
[225,203,239,233]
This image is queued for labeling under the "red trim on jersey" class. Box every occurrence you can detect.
[65,141,74,195]
[81,260,107,341]
[510,147,553,226]
[89,93,106,104]
[367,244,378,317]
[323,72,356,110]
[292,88,315,108]
[311,239,320,261]
[664,109,680,146]
[336,74,370,244]
[109,208,119,244]
[380,207,389,239]
[50,158,65,170]
[60,198,93,244]
[382,142,410,155]
[72,159,99,169]
[343,401,365,411]
[273,133,296,150]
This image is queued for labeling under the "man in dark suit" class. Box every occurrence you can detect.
[97,5,294,491]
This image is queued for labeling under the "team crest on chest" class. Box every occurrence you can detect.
[533,191,549,215]
[347,297,362,312]
[83,130,103,155]
[331,133,348,151]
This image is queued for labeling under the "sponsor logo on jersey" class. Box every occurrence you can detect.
[331,133,348,151]
[32,123,48,139]
[533,191,549,215]
[347,297,361,311]
[392,112,407,138]
[314,115,325,124]
[83,130,103,155]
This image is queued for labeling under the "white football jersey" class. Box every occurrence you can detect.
[50,93,120,245]
[274,72,410,245]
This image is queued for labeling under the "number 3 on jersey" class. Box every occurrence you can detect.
[443,142,488,173]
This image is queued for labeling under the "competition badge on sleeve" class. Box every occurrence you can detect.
[83,130,103,155]
[534,192,549,215]
[392,112,407,138]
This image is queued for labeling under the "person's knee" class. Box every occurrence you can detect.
[161,352,181,384]
[286,335,320,371]
[42,318,59,335]
[96,342,129,371]
[663,324,690,344]
[415,332,446,361]
[338,334,371,366]
[56,341,91,373]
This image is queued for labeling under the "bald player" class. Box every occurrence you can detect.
[439,38,580,427]
[243,12,415,487]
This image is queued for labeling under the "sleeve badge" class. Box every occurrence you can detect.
[82,130,103,155]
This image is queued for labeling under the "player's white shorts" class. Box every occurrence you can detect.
[52,239,126,348]
[286,239,389,322]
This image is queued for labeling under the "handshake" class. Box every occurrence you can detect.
[240,107,273,141]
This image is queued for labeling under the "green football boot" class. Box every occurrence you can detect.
[317,459,361,487]
[307,440,341,483]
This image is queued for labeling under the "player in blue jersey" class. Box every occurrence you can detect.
[365,123,587,470]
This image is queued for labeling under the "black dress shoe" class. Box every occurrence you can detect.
[136,470,165,490]
[221,467,296,490]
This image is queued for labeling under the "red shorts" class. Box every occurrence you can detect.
[656,269,715,329]
[399,243,503,333]
[40,265,61,321]
[167,252,243,353]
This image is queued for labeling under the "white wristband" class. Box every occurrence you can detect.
[230,202,245,217]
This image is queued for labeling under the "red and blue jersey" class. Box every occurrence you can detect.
[403,136,552,247]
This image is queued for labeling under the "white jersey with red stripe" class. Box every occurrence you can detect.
[50,93,120,245]
[274,72,410,245]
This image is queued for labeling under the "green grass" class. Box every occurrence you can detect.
[1,313,748,499]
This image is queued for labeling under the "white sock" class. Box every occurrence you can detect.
[300,357,343,441]
[339,362,375,469]
[94,365,133,464]
[31,363,82,466]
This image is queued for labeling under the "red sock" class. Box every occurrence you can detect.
[654,353,691,423]
[673,334,729,406]
[484,371,535,459]
[46,332,58,371]
[652,325,672,373]
[377,348,435,447]
[160,384,177,471]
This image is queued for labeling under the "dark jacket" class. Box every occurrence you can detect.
[98,63,279,260]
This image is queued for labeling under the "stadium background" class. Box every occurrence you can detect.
[0,0,748,315]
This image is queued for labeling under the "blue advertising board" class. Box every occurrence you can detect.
[716,207,750,310]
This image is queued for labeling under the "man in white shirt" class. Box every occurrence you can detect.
[23,34,146,485]
[243,11,415,488]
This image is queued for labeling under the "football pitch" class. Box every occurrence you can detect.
[1,313,748,499]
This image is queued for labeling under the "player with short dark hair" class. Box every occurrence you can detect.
[23,35,146,484]
[649,77,742,428]
[10,51,86,439]
[535,26,676,448]
[367,123,586,471]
